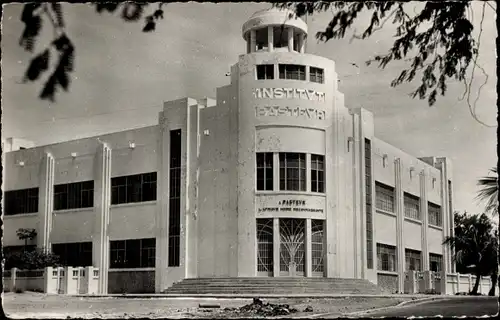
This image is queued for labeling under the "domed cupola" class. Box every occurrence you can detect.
[242,8,308,54]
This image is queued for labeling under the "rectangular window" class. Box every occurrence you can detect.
[428,202,442,227]
[54,180,94,211]
[375,182,395,213]
[377,243,397,272]
[111,172,157,205]
[256,64,274,80]
[256,153,274,191]
[404,193,420,220]
[429,253,443,272]
[311,154,325,193]
[310,67,324,83]
[109,238,156,268]
[168,129,182,267]
[405,249,422,271]
[4,188,39,216]
[365,139,374,269]
[279,153,306,191]
[52,242,92,267]
[279,64,306,80]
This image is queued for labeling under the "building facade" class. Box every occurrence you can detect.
[2,9,455,294]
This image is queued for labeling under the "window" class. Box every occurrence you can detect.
[256,153,273,191]
[365,139,374,269]
[279,64,306,80]
[310,67,324,83]
[273,26,289,48]
[429,253,443,272]
[255,27,268,51]
[405,249,422,271]
[54,180,94,211]
[279,153,306,191]
[52,242,92,267]
[377,243,397,272]
[428,202,442,227]
[404,193,420,220]
[375,182,395,212]
[4,188,39,216]
[111,172,157,205]
[310,155,325,193]
[109,238,156,268]
[256,64,274,80]
[168,129,182,267]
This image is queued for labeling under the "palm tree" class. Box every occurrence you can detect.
[476,167,499,297]
[444,213,498,295]
[476,167,498,216]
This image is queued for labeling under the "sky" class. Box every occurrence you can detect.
[1,2,497,214]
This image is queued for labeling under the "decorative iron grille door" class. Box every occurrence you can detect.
[256,219,274,276]
[279,218,305,277]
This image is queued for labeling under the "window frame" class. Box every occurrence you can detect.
[404,192,421,220]
[405,249,422,271]
[53,180,94,211]
[111,172,157,205]
[278,64,306,80]
[428,202,442,227]
[256,152,274,191]
[310,154,325,193]
[279,153,306,191]
[256,64,274,80]
[310,67,324,84]
[377,243,397,272]
[109,238,156,269]
[4,188,39,216]
[375,182,395,213]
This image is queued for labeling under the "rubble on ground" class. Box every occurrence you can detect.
[219,298,304,317]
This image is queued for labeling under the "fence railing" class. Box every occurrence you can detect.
[3,266,99,295]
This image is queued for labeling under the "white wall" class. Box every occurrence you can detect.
[51,209,95,243]
[109,203,156,240]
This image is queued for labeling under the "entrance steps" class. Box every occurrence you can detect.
[163,277,386,295]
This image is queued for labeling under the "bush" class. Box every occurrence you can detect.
[5,249,61,270]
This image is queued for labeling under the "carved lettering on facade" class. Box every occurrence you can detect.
[255,106,326,120]
[253,88,326,102]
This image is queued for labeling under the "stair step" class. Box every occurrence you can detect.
[164,277,385,295]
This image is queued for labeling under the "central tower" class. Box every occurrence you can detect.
[216,8,359,279]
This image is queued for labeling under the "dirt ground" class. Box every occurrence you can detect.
[3,291,417,318]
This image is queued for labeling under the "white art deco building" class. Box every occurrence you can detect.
[2,9,455,294]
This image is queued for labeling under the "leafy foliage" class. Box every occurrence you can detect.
[4,248,61,270]
[19,2,165,102]
[476,167,499,215]
[443,212,498,295]
[276,1,486,107]
[16,228,37,242]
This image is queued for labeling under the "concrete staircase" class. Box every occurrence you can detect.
[163,277,386,295]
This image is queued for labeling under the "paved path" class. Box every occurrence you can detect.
[356,296,498,318]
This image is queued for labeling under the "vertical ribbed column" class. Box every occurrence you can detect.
[273,218,280,277]
[250,30,256,53]
[305,219,312,277]
[306,154,311,192]
[394,158,405,293]
[287,27,294,52]
[94,144,111,294]
[299,33,306,53]
[273,153,279,191]
[268,26,274,52]
[156,113,169,292]
[439,167,449,274]
[38,153,54,251]
[420,170,429,270]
